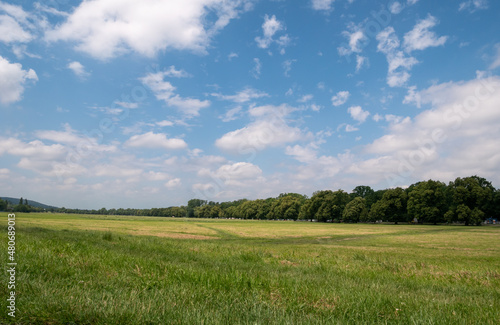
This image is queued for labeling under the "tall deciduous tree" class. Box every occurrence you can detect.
[300,190,349,222]
[368,188,407,224]
[445,176,494,225]
[407,180,447,224]
[342,197,367,223]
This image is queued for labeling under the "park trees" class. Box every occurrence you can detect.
[407,180,447,224]
[0,198,6,211]
[367,188,407,224]
[268,193,306,220]
[444,176,494,225]
[299,190,349,222]
[342,197,367,223]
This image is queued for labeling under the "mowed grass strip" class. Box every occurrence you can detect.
[0,213,499,324]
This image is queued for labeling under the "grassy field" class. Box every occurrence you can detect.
[1,213,499,324]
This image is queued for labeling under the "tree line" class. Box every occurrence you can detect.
[34,175,499,226]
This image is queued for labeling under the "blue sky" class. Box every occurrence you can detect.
[1,0,500,209]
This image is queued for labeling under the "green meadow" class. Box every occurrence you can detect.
[1,213,499,324]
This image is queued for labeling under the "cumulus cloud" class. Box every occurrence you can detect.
[356,55,367,72]
[162,65,191,78]
[140,71,210,117]
[282,59,296,77]
[459,0,488,12]
[214,162,262,180]
[255,14,290,53]
[215,104,308,152]
[490,44,500,70]
[251,58,261,79]
[125,132,187,150]
[338,26,366,57]
[377,27,418,87]
[67,61,90,79]
[403,15,447,52]
[165,178,181,188]
[219,106,243,122]
[331,91,350,106]
[348,106,370,123]
[46,0,251,59]
[364,75,500,186]
[0,56,37,105]
[311,0,335,11]
[0,14,32,43]
[389,2,403,14]
[212,87,268,103]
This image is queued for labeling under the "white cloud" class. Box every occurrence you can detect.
[282,59,296,77]
[403,15,447,52]
[165,178,181,188]
[140,71,210,117]
[156,120,174,127]
[407,0,419,4]
[490,44,500,70]
[298,94,314,103]
[251,58,261,79]
[214,162,262,180]
[459,0,488,12]
[46,0,250,60]
[348,106,370,123]
[331,91,350,106]
[363,75,500,186]
[0,56,37,105]
[144,171,171,181]
[0,137,65,160]
[67,61,90,79]
[255,14,283,48]
[377,27,418,87]
[115,101,139,109]
[377,27,400,54]
[373,113,383,122]
[228,52,238,60]
[125,132,187,150]
[345,124,359,132]
[215,104,308,152]
[215,119,304,152]
[355,55,367,72]
[161,66,191,78]
[94,165,143,178]
[389,2,403,14]
[212,87,268,103]
[311,0,335,11]
[0,14,32,43]
[219,106,243,122]
[403,85,422,108]
[338,27,366,57]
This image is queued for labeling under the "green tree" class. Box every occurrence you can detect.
[268,194,305,220]
[300,190,349,222]
[407,180,447,224]
[342,197,367,223]
[367,200,385,222]
[368,188,407,224]
[445,176,493,225]
[351,185,374,199]
[187,198,207,218]
[0,198,6,211]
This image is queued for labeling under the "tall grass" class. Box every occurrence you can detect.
[0,213,499,324]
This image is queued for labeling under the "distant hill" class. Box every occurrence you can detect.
[1,197,59,210]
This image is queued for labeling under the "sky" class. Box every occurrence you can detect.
[1,0,500,209]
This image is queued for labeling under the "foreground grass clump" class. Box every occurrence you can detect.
[0,213,499,324]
